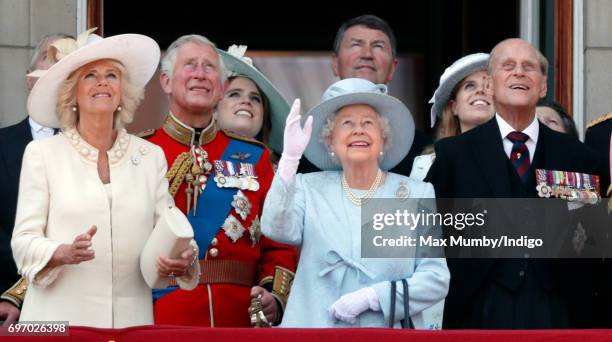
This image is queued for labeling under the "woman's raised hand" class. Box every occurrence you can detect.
[282,99,313,160]
[277,99,313,185]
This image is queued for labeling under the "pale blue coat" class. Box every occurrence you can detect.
[261,171,450,328]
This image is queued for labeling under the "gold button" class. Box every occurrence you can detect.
[209,248,218,257]
[211,238,218,246]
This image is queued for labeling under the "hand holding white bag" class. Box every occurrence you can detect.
[140,206,199,290]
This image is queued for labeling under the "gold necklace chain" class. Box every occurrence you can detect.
[341,169,383,206]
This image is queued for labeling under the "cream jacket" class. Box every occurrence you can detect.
[12,129,197,328]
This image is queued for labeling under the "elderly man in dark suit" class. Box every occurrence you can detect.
[0,32,71,325]
[426,38,603,329]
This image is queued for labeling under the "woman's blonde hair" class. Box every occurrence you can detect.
[56,59,144,129]
[435,101,461,140]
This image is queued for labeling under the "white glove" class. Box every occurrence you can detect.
[329,287,381,325]
[277,99,313,185]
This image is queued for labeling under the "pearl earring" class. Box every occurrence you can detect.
[330,151,335,157]
[116,105,122,112]
[72,106,77,112]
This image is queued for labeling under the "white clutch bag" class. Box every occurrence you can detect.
[140,206,194,289]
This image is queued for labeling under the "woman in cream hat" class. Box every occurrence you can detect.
[11,29,199,328]
[261,78,449,327]
[410,53,495,180]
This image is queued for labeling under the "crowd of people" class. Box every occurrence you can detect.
[0,14,610,330]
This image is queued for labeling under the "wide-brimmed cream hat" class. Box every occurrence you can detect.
[218,45,290,154]
[304,78,414,171]
[429,52,489,128]
[27,28,160,128]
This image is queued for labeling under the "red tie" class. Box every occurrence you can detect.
[507,131,530,183]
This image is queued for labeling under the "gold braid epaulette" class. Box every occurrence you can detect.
[166,152,193,197]
[586,112,612,129]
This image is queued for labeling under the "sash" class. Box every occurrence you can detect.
[153,139,263,300]
[189,139,263,256]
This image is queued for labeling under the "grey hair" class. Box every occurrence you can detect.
[160,34,227,82]
[29,33,73,71]
[320,110,392,159]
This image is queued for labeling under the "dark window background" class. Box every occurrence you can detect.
[105,0,518,134]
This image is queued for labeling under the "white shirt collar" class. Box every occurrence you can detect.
[28,116,57,140]
[495,113,539,162]
[495,113,539,143]
[28,116,53,133]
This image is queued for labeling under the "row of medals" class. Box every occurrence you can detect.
[535,170,601,204]
[538,183,600,204]
[215,169,260,192]
[185,147,261,215]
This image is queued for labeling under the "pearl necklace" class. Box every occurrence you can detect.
[341,169,383,206]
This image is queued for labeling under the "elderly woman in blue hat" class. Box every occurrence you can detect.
[11,29,199,328]
[410,53,494,180]
[261,78,449,327]
[215,45,289,158]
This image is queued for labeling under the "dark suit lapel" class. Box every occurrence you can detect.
[533,123,566,172]
[11,117,33,144]
[526,123,549,195]
[1,118,34,182]
[469,118,513,197]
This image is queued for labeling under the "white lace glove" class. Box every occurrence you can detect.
[329,287,381,325]
[277,99,313,185]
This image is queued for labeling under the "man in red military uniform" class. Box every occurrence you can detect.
[143,34,297,327]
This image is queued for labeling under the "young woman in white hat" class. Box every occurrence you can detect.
[261,78,449,328]
[410,53,495,180]
[11,29,199,328]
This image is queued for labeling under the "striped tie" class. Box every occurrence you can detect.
[507,131,530,183]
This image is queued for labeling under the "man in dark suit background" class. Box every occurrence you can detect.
[0,32,70,324]
[584,113,612,327]
[426,38,603,328]
[298,15,431,175]
[585,112,611,196]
